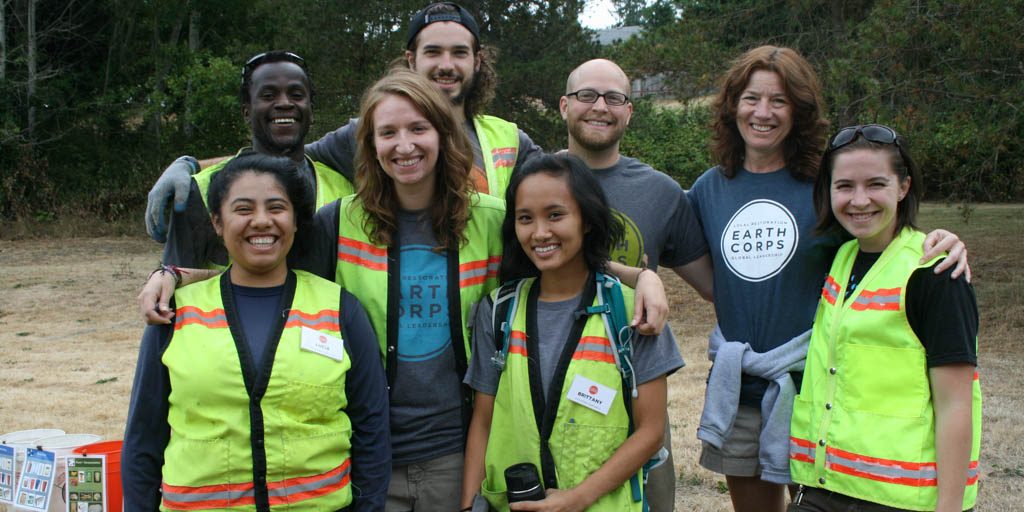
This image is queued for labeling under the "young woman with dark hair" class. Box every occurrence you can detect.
[461,154,683,511]
[122,153,390,511]
[789,125,981,512]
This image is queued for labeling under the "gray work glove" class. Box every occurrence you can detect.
[145,156,198,243]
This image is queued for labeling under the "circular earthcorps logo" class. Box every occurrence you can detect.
[318,335,327,344]
[589,385,599,394]
[720,199,799,282]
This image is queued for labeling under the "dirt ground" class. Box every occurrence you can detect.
[1,207,1021,509]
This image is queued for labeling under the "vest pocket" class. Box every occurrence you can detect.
[163,436,230,487]
[270,377,346,427]
[555,421,629,492]
[840,343,929,418]
[480,482,509,511]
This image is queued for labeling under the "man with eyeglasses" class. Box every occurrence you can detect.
[561,58,715,511]
[144,2,540,244]
[158,51,355,269]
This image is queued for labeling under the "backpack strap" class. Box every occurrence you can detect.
[489,279,525,371]
[596,272,654,507]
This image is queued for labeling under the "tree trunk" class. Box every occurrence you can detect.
[1,0,7,82]
[184,6,200,138]
[26,0,37,145]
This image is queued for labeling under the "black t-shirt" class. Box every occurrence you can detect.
[847,252,978,367]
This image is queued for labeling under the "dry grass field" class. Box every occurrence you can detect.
[1,204,1021,510]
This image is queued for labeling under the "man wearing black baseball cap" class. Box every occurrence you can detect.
[144,2,540,244]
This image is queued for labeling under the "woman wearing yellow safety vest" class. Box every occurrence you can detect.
[788,125,981,512]
[460,154,684,511]
[122,153,390,511]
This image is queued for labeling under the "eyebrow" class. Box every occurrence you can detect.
[421,43,472,51]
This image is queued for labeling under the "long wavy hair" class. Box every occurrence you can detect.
[353,69,474,248]
[711,46,829,181]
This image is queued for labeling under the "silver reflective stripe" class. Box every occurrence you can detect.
[337,243,387,266]
[285,312,340,328]
[826,453,936,481]
[460,266,488,282]
[853,295,900,307]
[176,311,227,324]
[162,485,254,504]
[790,439,816,461]
[577,340,614,356]
[268,463,351,498]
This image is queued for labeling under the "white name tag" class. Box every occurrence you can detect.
[300,326,345,362]
[566,374,616,415]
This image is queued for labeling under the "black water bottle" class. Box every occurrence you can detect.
[504,463,546,503]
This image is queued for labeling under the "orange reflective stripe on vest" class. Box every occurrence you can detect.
[459,256,500,288]
[492,147,516,170]
[850,287,901,311]
[821,276,840,305]
[284,309,340,330]
[789,436,816,464]
[174,306,227,330]
[161,459,351,510]
[573,336,616,364]
[791,436,979,488]
[337,236,388,271]
[509,330,528,357]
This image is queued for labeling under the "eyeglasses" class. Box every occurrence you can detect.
[828,124,901,151]
[566,89,630,106]
[241,51,307,80]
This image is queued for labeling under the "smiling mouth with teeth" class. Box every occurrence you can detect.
[534,245,558,254]
[750,124,774,132]
[271,118,297,125]
[248,236,277,247]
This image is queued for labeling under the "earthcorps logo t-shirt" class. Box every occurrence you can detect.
[720,199,799,282]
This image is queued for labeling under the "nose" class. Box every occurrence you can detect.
[438,51,455,70]
[252,206,273,227]
[395,132,415,153]
[753,98,771,118]
[532,219,552,240]
[273,91,294,109]
[851,186,870,207]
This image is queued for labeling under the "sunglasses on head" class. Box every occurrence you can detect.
[241,51,307,81]
[828,124,901,151]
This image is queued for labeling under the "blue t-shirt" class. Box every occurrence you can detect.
[688,167,840,404]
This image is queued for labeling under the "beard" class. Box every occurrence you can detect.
[567,116,625,153]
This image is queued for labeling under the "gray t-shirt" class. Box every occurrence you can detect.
[465,288,684,399]
[590,156,708,270]
[388,209,465,465]
[306,117,541,196]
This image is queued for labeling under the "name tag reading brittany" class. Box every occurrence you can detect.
[300,326,345,362]
[566,374,616,415]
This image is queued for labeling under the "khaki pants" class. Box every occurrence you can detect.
[386,451,464,512]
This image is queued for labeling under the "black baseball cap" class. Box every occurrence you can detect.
[406,2,480,49]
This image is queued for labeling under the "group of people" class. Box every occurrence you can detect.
[121,3,981,512]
